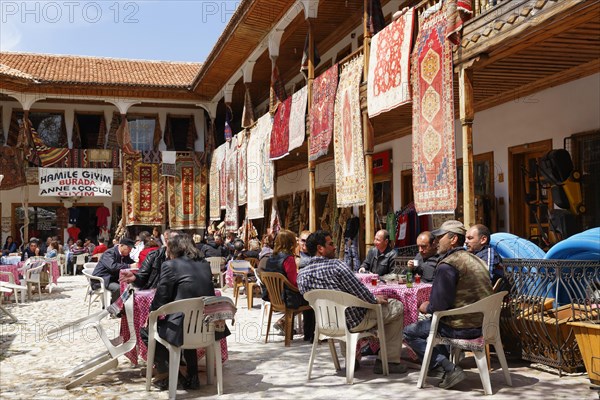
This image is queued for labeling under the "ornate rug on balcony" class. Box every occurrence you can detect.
[258,114,275,200]
[53,149,119,169]
[445,0,472,45]
[24,120,70,167]
[220,147,227,210]
[411,4,457,215]
[269,96,292,160]
[209,145,223,221]
[237,130,248,206]
[288,86,307,153]
[167,153,208,230]
[309,63,339,161]
[333,55,366,208]
[246,119,264,220]
[123,153,165,226]
[225,137,238,232]
[367,7,415,117]
[0,147,26,189]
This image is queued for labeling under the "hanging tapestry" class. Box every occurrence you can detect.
[411,5,457,215]
[246,121,264,220]
[241,84,255,129]
[106,113,120,150]
[333,55,366,207]
[209,145,222,221]
[123,153,165,226]
[269,57,287,116]
[269,96,291,160]
[225,137,238,232]
[141,150,161,164]
[224,105,233,142]
[445,0,472,45]
[54,149,119,168]
[24,120,70,167]
[219,144,227,210]
[288,86,308,153]
[237,130,248,206]
[367,7,415,117]
[309,64,339,161]
[0,146,26,189]
[258,114,275,200]
[161,151,176,176]
[116,116,135,155]
[167,153,208,230]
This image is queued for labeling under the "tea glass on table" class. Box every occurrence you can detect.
[371,276,378,286]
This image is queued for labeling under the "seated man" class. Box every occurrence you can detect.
[298,230,407,375]
[91,237,108,260]
[465,224,503,285]
[403,220,493,390]
[91,238,136,302]
[201,233,228,258]
[141,233,216,391]
[21,239,41,261]
[358,229,396,276]
[407,231,440,283]
[121,230,174,290]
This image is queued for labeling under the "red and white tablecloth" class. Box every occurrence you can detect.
[120,288,229,365]
[369,282,432,327]
[0,264,21,285]
[355,273,379,285]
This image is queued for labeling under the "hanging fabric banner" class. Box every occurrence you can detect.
[237,130,248,206]
[224,104,233,143]
[219,143,227,210]
[445,0,473,45]
[288,86,308,153]
[225,137,238,232]
[269,57,287,116]
[209,145,222,221]
[333,55,367,207]
[367,7,415,117]
[309,64,338,161]
[123,154,165,226]
[39,167,113,197]
[258,114,275,200]
[411,4,457,215]
[246,121,264,220]
[269,96,292,160]
[167,153,208,230]
[241,84,255,129]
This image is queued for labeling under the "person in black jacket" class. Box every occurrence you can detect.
[121,229,174,290]
[91,238,136,302]
[201,234,228,258]
[358,229,397,276]
[142,233,215,391]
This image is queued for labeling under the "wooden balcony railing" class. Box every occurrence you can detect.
[414,0,510,19]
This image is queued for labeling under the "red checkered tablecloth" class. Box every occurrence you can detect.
[355,273,379,285]
[120,288,228,365]
[0,265,21,285]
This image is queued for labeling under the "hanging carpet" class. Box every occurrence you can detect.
[309,64,339,161]
[0,147,26,189]
[269,96,292,160]
[247,118,265,220]
[167,153,208,230]
[258,114,275,200]
[333,55,366,207]
[209,145,223,221]
[123,153,165,226]
[225,137,238,232]
[237,130,248,206]
[367,7,415,117]
[411,4,457,215]
[288,86,308,153]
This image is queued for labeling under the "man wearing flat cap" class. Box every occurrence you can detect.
[403,220,492,390]
[92,237,137,302]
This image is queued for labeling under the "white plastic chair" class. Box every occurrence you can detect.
[0,286,17,322]
[254,269,272,338]
[0,271,27,304]
[74,254,88,275]
[23,264,45,301]
[44,256,58,293]
[303,289,389,384]
[58,254,67,276]
[47,290,136,389]
[416,291,512,395]
[206,257,226,288]
[82,269,109,315]
[145,297,223,399]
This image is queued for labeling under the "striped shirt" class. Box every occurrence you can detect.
[297,256,376,329]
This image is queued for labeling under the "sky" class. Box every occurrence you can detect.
[0,0,238,62]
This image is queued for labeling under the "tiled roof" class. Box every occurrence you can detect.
[0,52,202,88]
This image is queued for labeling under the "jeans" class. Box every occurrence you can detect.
[403,319,481,370]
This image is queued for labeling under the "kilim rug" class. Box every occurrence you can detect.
[219,145,227,210]
[367,7,415,117]
[258,114,275,200]
[167,153,208,230]
[209,146,223,221]
[0,146,26,189]
[246,119,264,220]
[288,86,308,153]
[224,137,238,232]
[237,130,248,206]
[269,96,292,160]
[53,149,120,169]
[241,85,255,129]
[309,64,339,161]
[411,5,457,215]
[123,153,165,226]
[141,150,161,164]
[445,0,472,45]
[333,55,367,207]
[26,121,69,167]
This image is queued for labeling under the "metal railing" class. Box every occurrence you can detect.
[499,259,600,373]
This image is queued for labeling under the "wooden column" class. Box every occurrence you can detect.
[459,67,475,227]
[362,0,374,253]
[307,18,317,232]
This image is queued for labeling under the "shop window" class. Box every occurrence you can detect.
[168,116,193,151]
[75,113,104,148]
[128,116,156,151]
[18,111,66,147]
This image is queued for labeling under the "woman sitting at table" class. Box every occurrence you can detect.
[141,232,216,391]
[138,236,160,264]
[67,240,87,274]
[2,236,17,256]
[263,229,315,341]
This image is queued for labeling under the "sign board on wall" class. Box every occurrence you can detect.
[38,168,113,197]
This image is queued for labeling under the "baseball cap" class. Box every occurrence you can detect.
[119,238,136,247]
[431,220,467,237]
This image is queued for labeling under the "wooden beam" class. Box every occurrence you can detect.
[459,67,475,228]
[363,0,375,253]
[307,18,317,233]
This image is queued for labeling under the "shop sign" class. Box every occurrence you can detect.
[38,168,113,197]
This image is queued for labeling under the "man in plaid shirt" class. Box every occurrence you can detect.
[298,230,407,374]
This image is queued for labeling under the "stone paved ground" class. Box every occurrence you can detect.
[1,275,598,399]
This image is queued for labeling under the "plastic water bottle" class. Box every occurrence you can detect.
[406,270,413,288]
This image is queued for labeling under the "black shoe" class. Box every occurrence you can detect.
[373,359,407,374]
[428,365,446,379]
[304,335,314,342]
[184,373,200,390]
[361,344,377,357]
[438,366,466,389]
[152,377,169,391]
